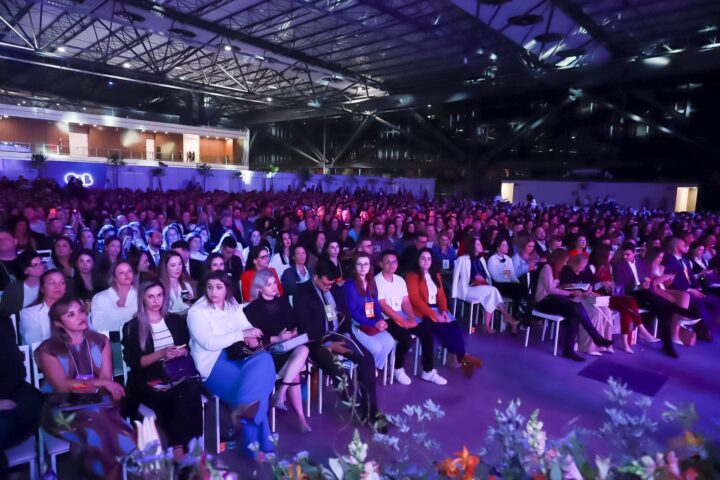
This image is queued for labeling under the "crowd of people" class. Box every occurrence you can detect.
[1,176,718,477]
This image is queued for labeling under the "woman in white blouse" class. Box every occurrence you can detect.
[269,230,293,279]
[487,236,524,307]
[187,271,275,460]
[19,268,66,344]
[159,251,195,315]
[90,261,138,332]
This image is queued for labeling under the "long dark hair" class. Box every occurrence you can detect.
[202,270,239,308]
[245,245,270,272]
[465,236,483,259]
[351,252,377,297]
[50,236,74,277]
[136,279,169,350]
[589,245,611,271]
[48,295,85,343]
[412,247,441,287]
[31,268,66,307]
[273,230,291,265]
[16,249,41,281]
[547,249,569,279]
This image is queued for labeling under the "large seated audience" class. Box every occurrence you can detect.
[1,176,718,476]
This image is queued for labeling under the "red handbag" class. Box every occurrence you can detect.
[358,325,381,336]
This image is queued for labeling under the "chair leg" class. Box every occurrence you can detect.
[413,337,420,376]
[541,320,548,341]
[452,298,457,317]
[653,317,658,338]
[553,322,560,356]
[306,368,312,418]
[389,346,395,385]
[214,396,220,454]
[51,452,58,475]
[318,369,323,415]
[468,304,474,334]
[524,322,531,347]
[442,348,448,366]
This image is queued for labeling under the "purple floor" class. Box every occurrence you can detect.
[228,324,720,478]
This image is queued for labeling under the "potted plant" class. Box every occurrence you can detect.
[150,166,166,191]
[107,153,125,188]
[196,163,212,191]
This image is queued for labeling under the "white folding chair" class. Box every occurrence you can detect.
[5,345,38,479]
[523,310,566,356]
[10,313,20,344]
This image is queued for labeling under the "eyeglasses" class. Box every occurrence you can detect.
[258,254,269,259]
[356,262,371,268]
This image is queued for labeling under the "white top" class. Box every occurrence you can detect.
[374,273,408,313]
[187,297,250,378]
[424,273,438,305]
[19,301,51,345]
[150,318,175,351]
[22,282,39,308]
[628,260,640,286]
[487,254,520,284]
[269,252,291,278]
[90,287,138,332]
[190,251,208,262]
[168,281,194,314]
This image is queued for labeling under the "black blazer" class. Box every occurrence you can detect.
[0,280,27,317]
[189,258,205,282]
[121,313,190,386]
[293,281,352,342]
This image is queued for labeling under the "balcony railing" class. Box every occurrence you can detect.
[0,140,243,166]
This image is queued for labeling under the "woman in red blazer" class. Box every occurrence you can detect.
[405,248,483,377]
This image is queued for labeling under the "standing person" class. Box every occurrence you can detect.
[535,249,614,362]
[406,248,484,377]
[122,280,203,461]
[187,271,275,460]
[243,270,311,433]
[452,237,519,334]
[35,297,135,480]
[0,229,20,293]
[0,312,43,477]
[376,251,447,386]
[344,252,395,372]
[91,262,138,332]
[19,269,67,345]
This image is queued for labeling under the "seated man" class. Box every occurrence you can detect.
[613,242,690,358]
[293,261,386,429]
[375,250,447,386]
[661,238,716,341]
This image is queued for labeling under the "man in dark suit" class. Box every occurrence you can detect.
[661,238,715,341]
[171,240,204,283]
[145,229,164,271]
[614,242,689,358]
[293,262,386,430]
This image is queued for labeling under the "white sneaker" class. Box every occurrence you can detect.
[393,368,412,385]
[421,369,448,386]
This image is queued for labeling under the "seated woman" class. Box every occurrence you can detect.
[568,234,591,258]
[35,297,134,480]
[243,269,311,433]
[486,237,524,307]
[91,261,138,332]
[47,236,75,279]
[0,249,44,317]
[96,236,123,283]
[159,251,196,315]
[240,246,283,302]
[534,249,613,361]
[187,271,275,460]
[281,245,312,297]
[343,252,395,371]
[19,269,67,345]
[269,231,293,279]
[406,248,484,377]
[122,279,203,461]
[320,239,345,285]
[589,245,657,353]
[559,255,614,355]
[453,237,518,334]
[70,249,104,306]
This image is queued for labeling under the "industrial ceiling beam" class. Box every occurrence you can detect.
[550,0,632,57]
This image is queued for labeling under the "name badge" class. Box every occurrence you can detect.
[325,304,337,322]
[365,301,375,318]
[442,259,450,270]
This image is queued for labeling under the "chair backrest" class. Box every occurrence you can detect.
[98,329,128,383]
[17,344,32,385]
[10,313,19,344]
[29,342,44,389]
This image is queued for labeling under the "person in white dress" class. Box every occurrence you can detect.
[91,261,138,332]
[269,231,293,279]
[452,237,518,334]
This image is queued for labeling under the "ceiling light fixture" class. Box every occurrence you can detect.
[224,45,232,51]
[57,46,66,53]
[123,62,131,68]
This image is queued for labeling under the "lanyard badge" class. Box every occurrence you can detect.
[364,301,375,318]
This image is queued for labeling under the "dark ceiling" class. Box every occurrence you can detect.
[0,0,719,126]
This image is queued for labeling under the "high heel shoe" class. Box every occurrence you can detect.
[272,391,288,412]
[300,424,312,434]
[593,337,613,348]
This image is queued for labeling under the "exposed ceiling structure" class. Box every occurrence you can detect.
[0,0,718,126]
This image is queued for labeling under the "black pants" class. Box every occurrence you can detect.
[0,382,43,475]
[632,289,689,349]
[307,334,378,421]
[534,295,604,355]
[125,377,203,450]
[386,318,435,372]
[495,282,525,306]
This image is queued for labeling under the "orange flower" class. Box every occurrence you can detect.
[684,431,703,447]
[682,467,699,480]
[437,457,460,477]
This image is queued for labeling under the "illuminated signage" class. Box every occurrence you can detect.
[64,172,94,186]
